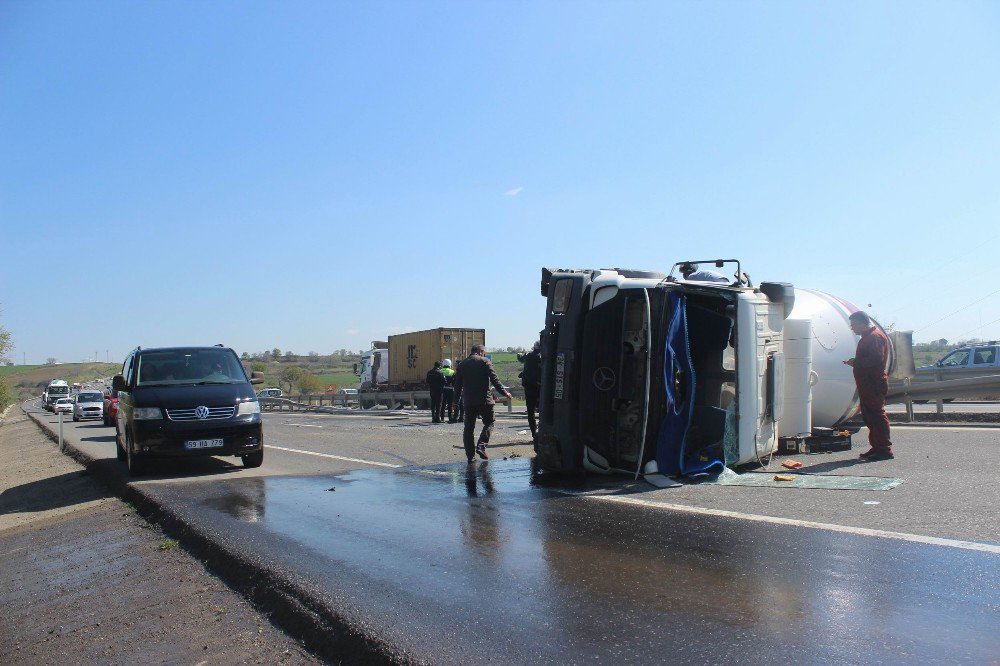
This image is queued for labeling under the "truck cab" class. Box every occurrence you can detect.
[357,347,389,391]
[536,261,792,478]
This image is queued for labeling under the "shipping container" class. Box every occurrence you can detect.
[388,328,486,387]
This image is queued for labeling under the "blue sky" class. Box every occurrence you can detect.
[2,1,998,364]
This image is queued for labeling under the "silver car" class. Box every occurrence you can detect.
[72,390,104,422]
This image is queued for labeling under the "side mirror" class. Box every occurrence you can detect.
[112,374,126,391]
[250,371,264,385]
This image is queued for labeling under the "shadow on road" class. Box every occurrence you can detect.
[81,435,116,443]
[797,458,869,474]
[0,470,110,515]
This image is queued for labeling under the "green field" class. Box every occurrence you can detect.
[0,363,120,402]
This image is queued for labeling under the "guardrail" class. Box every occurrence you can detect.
[888,372,1000,421]
[260,388,521,414]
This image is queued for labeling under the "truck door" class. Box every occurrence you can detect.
[536,272,592,474]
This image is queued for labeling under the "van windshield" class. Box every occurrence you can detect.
[136,349,247,386]
[77,392,102,402]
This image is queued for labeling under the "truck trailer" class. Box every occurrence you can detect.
[535,260,912,478]
[357,328,486,390]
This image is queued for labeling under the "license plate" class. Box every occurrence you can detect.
[184,438,224,450]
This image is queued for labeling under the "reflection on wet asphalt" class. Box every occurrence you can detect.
[176,459,998,663]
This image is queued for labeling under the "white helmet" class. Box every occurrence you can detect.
[443,359,452,367]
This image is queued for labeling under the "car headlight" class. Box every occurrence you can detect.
[237,400,260,416]
[134,407,162,420]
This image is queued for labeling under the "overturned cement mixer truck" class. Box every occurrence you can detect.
[534,259,914,478]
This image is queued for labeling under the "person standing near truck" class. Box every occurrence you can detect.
[518,342,542,445]
[441,359,456,423]
[844,311,894,461]
[426,361,446,424]
[454,345,512,463]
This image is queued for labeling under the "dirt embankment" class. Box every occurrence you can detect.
[0,413,323,665]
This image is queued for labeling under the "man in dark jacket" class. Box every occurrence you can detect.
[844,311,893,460]
[454,345,512,462]
[518,342,542,443]
[426,361,446,424]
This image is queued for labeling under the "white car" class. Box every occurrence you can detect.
[52,398,73,414]
[72,390,104,422]
[335,388,359,404]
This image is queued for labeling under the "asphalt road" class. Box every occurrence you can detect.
[22,399,1000,663]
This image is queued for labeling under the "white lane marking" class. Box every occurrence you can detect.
[265,444,400,468]
[283,423,323,428]
[891,426,1000,432]
[561,491,1000,554]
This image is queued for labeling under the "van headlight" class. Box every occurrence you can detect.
[134,407,163,420]
[237,400,260,416]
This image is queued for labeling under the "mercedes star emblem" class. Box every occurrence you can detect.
[592,367,616,391]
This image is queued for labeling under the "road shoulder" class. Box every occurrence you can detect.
[0,413,322,665]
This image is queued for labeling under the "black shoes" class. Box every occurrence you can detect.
[866,451,895,461]
[860,448,894,461]
[476,444,489,460]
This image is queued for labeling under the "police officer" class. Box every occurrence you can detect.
[441,359,456,423]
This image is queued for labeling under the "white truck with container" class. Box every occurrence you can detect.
[534,260,913,478]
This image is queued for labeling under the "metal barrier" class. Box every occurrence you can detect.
[260,390,518,414]
[888,373,1000,421]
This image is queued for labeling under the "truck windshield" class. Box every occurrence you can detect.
[136,349,247,386]
[49,386,69,395]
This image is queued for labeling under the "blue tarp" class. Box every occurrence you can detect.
[655,292,728,478]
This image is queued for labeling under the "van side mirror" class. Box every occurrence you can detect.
[250,371,264,385]
[112,374,126,391]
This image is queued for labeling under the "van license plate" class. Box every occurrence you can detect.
[185,438,224,450]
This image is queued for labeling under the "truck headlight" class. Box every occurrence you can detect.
[237,400,260,416]
[134,407,163,420]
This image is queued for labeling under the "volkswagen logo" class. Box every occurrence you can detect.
[195,405,210,419]
[592,367,616,391]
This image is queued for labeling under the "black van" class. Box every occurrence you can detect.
[113,346,265,476]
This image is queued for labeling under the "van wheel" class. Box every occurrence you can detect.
[242,451,264,468]
[115,427,126,461]
[125,432,148,477]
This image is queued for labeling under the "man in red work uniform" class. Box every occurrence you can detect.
[843,311,894,460]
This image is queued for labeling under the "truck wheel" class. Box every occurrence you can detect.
[242,450,264,468]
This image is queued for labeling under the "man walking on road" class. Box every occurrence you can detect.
[518,342,542,445]
[426,361,446,424]
[454,345,511,463]
[844,311,894,460]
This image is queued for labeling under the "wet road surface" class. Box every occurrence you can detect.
[147,458,998,664]
[22,400,1000,662]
